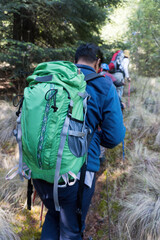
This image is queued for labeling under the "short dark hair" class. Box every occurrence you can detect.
[75,43,103,64]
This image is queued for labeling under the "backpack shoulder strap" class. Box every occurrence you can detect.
[84,72,104,82]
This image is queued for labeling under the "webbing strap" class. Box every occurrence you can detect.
[82,95,88,133]
[67,171,77,186]
[78,91,90,133]
[12,113,24,181]
[6,163,31,180]
[58,171,77,188]
[53,100,73,211]
[17,114,23,181]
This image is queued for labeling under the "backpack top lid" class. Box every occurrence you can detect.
[111,50,121,61]
[27,61,86,91]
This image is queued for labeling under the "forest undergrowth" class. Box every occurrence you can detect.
[0,73,160,240]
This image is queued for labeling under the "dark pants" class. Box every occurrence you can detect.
[33,176,95,240]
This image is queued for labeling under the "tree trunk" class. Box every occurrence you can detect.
[13,13,21,41]
[13,8,35,43]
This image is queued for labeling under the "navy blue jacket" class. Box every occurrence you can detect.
[76,64,126,172]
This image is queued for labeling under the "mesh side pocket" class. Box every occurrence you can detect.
[68,119,88,157]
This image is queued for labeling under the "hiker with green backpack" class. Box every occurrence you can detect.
[32,43,125,239]
[6,43,125,239]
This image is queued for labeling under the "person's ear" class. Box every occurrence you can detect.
[94,58,101,73]
[97,58,101,67]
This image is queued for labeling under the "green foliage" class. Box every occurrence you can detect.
[127,0,160,76]
[0,39,75,76]
[0,0,123,47]
[0,0,124,83]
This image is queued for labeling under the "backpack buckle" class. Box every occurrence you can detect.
[68,100,73,116]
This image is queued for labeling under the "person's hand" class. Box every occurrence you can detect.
[121,102,126,109]
[127,77,131,82]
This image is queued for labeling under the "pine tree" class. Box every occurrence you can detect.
[0,0,123,47]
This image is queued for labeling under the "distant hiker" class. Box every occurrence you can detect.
[109,50,131,99]
[100,63,126,88]
[122,49,131,82]
[100,63,126,111]
[7,43,125,240]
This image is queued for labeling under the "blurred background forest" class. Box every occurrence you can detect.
[0,0,159,96]
[0,0,160,239]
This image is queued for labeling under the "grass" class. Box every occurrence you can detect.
[14,208,42,240]
[118,76,160,240]
[0,208,20,240]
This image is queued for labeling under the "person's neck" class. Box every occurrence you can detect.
[76,60,95,70]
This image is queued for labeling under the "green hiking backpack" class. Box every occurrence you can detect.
[6,61,91,211]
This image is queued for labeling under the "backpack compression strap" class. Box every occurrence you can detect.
[53,95,74,211]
